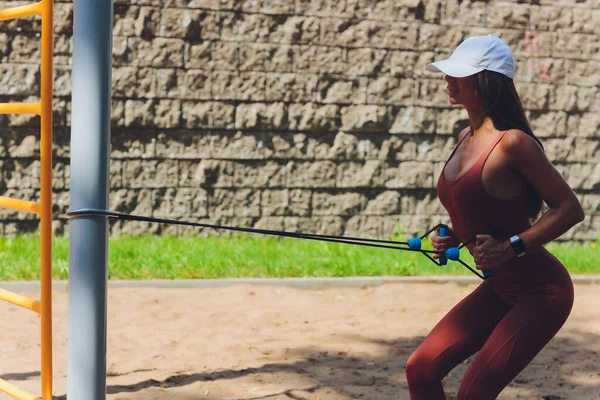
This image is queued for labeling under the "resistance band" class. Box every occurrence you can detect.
[67,209,485,280]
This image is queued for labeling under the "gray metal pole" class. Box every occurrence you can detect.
[68,0,113,398]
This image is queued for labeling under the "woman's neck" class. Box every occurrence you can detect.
[465,105,496,138]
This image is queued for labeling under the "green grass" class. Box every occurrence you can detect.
[0,233,598,280]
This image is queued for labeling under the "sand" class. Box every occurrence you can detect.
[0,282,599,399]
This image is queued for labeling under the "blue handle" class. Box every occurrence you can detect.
[483,269,492,278]
[438,225,448,265]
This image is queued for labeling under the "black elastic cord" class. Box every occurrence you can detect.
[67,208,483,279]
[67,209,439,255]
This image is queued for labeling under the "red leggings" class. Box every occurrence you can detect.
[405,281,573,399]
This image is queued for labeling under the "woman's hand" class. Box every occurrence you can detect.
[430,227,460,259]
[471,234,514,271]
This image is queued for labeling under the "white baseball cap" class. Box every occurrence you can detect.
[427,34,515,79]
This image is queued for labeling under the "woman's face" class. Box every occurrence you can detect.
[444,75,478,106]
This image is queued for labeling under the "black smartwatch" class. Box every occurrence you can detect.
[509,235,526,257]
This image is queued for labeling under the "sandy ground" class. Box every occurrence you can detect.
[0,282,599,400]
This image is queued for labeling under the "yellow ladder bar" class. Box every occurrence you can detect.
[0,289,41,314]
[0,0,53,399]
[0,379,38,400]
[0,197,41,215]
[0,2,42,21]
[0,102,42,115]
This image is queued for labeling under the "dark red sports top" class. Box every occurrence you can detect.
[436,130,533,249]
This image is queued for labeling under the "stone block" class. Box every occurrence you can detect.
[441,0,486,26]
[550,86,596,112]
[384,161,434,189]
[400,191,445,215]
[528,111,567,137]
[515,83,551,110]
[153,188,208,218]
[434,108,468,135]
[363,191,400,215]
[124,99,156,127]
[54,2,73,34]
[8,35,39,62]
[337,161,384,188]
[210,131,266,159]
[183,69,213,100]
[317,75,367,104]
[288,161,337,188]
[561,163,600,190]
[0,64,39,96]
[378,136,416,161]
[110,188,154,215]
[389,106,436,134]
[187,40,239,70]
[239,43,292,72]
[568,60,600,88]
[262,133,317,160]
[321,19,418,49]
[235,102,287,130]
[238,0,295,14]
[284,216,344,235]
[270,16,320,44]
[182,101,235,129]
[418,24,464,52]
[312,191,365,217]
[261,189,311,216]
[180,160,233,188]
[254,217,285,231]
[346,48,387,77]
[567,113,600,137]
[233,161,286,188]
[128,37,185,68]
[159,9,219,39]
[367,77,415,105]
[416,79,448,107]
[154,99,182,128]
[294,45,346,74]
[220,11,276,42]
[288,103,339,132]
[210,189,261,217]
[266,73,318,102]
[114,5,160,37]
[111,130,156,159]
[414,136,457,162]
[4,159,40,189]
[124,160,179,188]
[113,67,157,99]
[212,71,266,101]
[155,131,211,160]
[530,5,573,32]
[486,2,530,29]
[340,105,388,132]
[155,69,187,98]
[344,215,383,238]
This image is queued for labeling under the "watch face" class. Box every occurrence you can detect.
[510,236,526,255]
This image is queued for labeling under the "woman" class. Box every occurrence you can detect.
[405,35,585,399]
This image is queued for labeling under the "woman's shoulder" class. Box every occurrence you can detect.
[500,129,545,164]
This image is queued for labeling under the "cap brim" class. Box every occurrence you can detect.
[426,59,484,78]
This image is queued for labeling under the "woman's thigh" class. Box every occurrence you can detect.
[407,283,510,380]
[458,284,574,399]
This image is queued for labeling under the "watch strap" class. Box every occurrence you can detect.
[509,235,526,257]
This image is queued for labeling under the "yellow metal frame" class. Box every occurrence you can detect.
[0,1,53,399]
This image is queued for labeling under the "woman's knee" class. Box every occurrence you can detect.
[405,349,435,385]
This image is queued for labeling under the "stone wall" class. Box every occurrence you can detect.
[0,0,598,240]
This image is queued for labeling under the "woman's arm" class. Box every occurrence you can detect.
[502,129,585,250]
